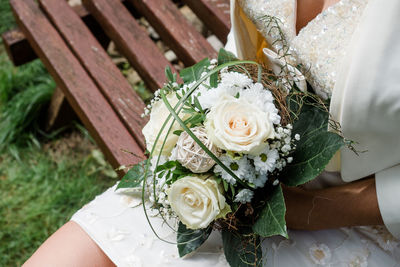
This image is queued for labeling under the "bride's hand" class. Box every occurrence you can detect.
[282,177,383,230]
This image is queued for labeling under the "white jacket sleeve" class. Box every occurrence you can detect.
[376,165,400,238]
[330,0,400,237]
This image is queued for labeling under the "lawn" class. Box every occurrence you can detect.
[0,132,116,266]
[0,1,116,265]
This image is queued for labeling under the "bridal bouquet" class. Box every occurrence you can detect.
[118,49,346,266]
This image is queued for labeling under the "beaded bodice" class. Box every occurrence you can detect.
[238,0,368,98]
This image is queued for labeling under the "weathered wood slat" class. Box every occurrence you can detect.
[129,0,217,66]
[83,0,176,92]
[1,3,113,66]
[10,0,144,170]
[39,0,147,149]
[183,0,230,43]
[3,0,231,67]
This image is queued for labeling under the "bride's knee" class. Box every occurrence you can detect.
[23,221,115,267]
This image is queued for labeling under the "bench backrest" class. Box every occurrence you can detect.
[6,0,230,174]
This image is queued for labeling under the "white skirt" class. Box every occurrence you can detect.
[71,181,400,267]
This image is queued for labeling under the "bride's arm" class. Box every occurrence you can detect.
[283,177,384,230]
[23,221,114,267]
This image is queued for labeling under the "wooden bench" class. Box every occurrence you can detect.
[3,0,230,175]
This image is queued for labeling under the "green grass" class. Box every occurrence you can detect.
[0,0,55,150]
[0,53,55,151]
[0,48,117,265]
[0,0,15,34]
[0,132,117,266]
[0,6,117,266]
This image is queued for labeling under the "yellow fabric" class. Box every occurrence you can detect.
[233,3,270,64]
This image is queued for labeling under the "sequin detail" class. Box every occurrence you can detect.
[238,0,368,98]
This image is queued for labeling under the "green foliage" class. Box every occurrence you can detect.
[253,185,288,238]
[155,160,191,185]
[0,53,51,103]
[0,80,54,148]
[222,228,262,267]
[165,66,177,83]
[210,48,239,87]
[117,159,149,189]
[177,222,212,257]
[177,86,207,127]
[0,53,55,150]
[0,134,116,266]
[182,107,206,128]
[179,58,210,84]
[217,48,238,65]
[0,0,16,34]
[133,81,153,104]
[281,101,345,186]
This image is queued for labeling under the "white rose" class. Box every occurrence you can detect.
[168,176,228,229]
[142,93,188,156]
[204,94,275,155]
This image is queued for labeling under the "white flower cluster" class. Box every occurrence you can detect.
[234,189,254,204]
[141,69,300,224]
[252,125,295,169]
[207,58,218,70]
[194,72,280,125]
[141,82,180,118]
[146,156,170,212]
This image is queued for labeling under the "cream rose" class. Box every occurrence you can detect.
[142,93,188,156]
[204,94,275,155]
[168,176,228,229]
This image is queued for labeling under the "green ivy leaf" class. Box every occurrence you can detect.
[281,102,345,186]
[253,185,288,238]
[288,96,329,138]
[155,160,177,172]
[222,228,263,267]
[180,58,210,84]
[116,159,148,189]
[282,132,344,186]
[173,130,183,136]
[177,222,212,257]
[209,48,239,87]
[155,160,191,185]
[209,71,218,88]
[217,48,239,65]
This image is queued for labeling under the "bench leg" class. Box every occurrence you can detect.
[45,87,79,131]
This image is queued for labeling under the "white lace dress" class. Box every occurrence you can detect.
[71,0,400,266]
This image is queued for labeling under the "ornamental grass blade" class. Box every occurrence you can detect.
[222,228,263,267]
[253,185,288,238]
[177,222,212,257]
[116,159,148,189]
